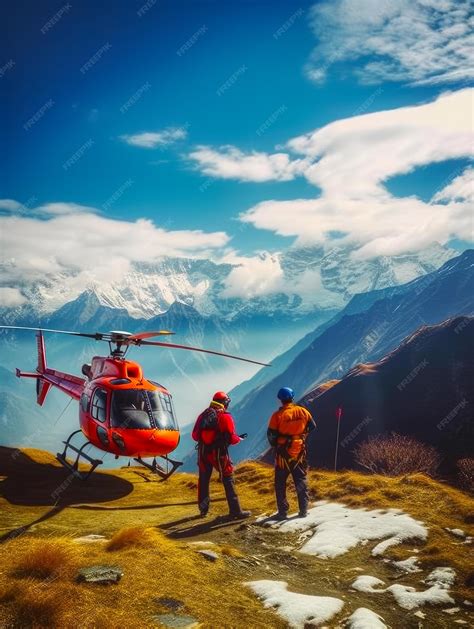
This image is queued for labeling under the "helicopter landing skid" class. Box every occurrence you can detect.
[56,430,103,481]
[133,455,183,481]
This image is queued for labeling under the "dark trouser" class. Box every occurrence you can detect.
[198,459,242,516]
[275,462,309,515]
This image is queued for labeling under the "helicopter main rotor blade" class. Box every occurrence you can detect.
[0,325,102,340]
[140,339,271,367]
[130,330,175,341]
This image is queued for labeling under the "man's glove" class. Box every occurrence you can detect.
[239,433,248,439]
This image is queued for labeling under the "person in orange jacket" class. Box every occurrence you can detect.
[192,391,250,520]
[267,387,315,520]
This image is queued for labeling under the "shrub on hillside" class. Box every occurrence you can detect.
[457,458,474,493]
[353,433,440,476]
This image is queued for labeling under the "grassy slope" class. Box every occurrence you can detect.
[0,448,473,628]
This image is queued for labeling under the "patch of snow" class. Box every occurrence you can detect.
[443,607,461,614]
[386,583,454,610]
[413,610,426,619]
[392,556,422,573]
[258,501,427,559]
[245,580,344,628]
[347,608,386,628]
[351,576,386,593]
[446,528,466,538]
[351,571,456,611]
[425,567,456,589]
[371,537,402,556]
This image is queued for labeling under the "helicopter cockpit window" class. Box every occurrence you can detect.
[91,388,107,423]
[111,389,178,430]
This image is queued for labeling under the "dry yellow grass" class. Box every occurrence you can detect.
[0,517,283,628]
[217,544,245,558]
[106,526,164,552]
[1,449,473,628]
[11,538,79,580]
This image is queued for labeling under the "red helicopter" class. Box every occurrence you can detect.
[0,326,270,480]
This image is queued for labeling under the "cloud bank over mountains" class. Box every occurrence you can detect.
[0,203,229,289]
[2,89,472,305]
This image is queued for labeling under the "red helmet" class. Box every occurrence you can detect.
[213,391,231,408]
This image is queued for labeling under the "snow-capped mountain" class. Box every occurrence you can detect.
[1,242,455,324]
[224,248,474,465]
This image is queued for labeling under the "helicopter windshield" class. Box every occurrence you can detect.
[110,389,178,430]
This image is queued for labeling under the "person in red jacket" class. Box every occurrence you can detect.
[192,391,250,519]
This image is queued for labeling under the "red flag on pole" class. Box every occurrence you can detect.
[334,407,343,471]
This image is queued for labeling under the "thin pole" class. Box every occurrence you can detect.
[334,407,342,472]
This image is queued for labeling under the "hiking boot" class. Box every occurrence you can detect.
[297,511,308,518]
[274,512,288,521]
[199,510,208,518]
[228,510,251,520]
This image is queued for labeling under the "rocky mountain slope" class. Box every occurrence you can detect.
[1,245,456,458]
[301,316,474,471]
[225,249,474,463]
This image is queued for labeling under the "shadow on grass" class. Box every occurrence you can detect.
[0,447,133,507]
[164,511,247,538]
[0,506,65,544]
[0,446,134,543]
[69,500,199,511]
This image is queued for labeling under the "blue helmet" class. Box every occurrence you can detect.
[277,387,294,402]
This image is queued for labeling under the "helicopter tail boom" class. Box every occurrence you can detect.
[15,332,86,405]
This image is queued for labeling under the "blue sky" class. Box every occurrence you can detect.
[1,0,472,305]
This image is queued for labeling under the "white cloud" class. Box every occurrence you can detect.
[305,0,474,85]
[432,166,474,203]
[0,200,98,217]
[240,89,474,258]
[188,145,308,182]
[0,287,27,307]
[120,127,187,149]
[0,203,230,292]
[286,89,472,195]
[218,251,345,307]
[0,199,23,212]
[37,202,99,216]
[220,253,285,298]
[291,268,344,308]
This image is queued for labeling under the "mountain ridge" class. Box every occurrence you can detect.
[224,249,474,464]
[301,315,474,471]
[1,243,455,324]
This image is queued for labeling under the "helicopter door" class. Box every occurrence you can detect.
[90,387,110,448]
